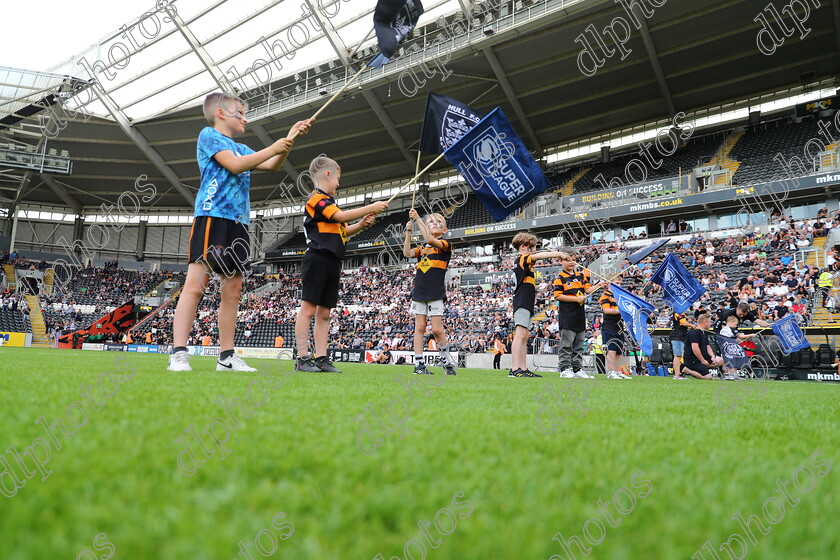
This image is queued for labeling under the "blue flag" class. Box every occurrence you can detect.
[419,92,485,154]
[627,238,670,265]
[368,0,424,69]
[650,253,706,314]
[444,107,549,221]
[610,283,656,356]
[771,315,809,354]
[716,335,749,370]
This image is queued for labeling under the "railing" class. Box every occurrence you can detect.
[0,146,72,174]
[798,246,824,270]
[817,149,839,172]
[246,0,587,122]
[558,175,690,215]
[707,168,732,190]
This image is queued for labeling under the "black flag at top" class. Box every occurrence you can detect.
[368,0,424,69]
[418,92,485,154]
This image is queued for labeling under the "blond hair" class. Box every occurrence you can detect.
[309,156,340,183]
[697,313,711,324]
[512,232,537,250]
[203,92,247,125]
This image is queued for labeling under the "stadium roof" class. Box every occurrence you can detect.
[0,0,838,214]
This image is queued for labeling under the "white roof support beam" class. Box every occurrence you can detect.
[160,1,300,184]
[160,2,237,93]
[303,0,416,170]
[80,77,195,206]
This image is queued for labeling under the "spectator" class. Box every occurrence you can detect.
[682,314,724,380]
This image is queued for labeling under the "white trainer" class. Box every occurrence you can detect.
[606,370,626,379]
[167,351,192,372]
[217,354,257,372]
[572,370,594,379]
[559,368,576,378]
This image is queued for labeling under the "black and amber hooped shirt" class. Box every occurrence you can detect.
[598,288,623,333]
[303,189,348,259]
[553,268,592,330]
[411,239,452,302]
[513,254,536,313]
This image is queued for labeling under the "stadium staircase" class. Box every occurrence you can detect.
[43,268,55,294]
[248,282,284,297]
[3,264,15,286]
[561,168,591,196]
[24,294,51,348]
[805,237,833,327]
[707,131,744,187]
[818,143,839,170]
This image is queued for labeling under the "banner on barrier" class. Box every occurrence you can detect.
[127,344,160,353]
[81,343,105,351]
[186,346,221,357]
[0,332,28,347]
[235,347,289,360]
[363,349,459,365]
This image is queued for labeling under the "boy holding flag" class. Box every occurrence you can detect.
[508,233,569,378]
[294,157,388,372]
[403,208,457,375]
[553,256,606,378]
[168,93,311,372]
[599,284,631,380]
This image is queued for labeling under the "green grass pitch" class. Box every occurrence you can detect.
[1,347,838,559]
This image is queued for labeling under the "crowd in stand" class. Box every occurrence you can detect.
[1,250,43,270]
[0,207,836,351]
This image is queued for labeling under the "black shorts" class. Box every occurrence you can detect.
[188,216,251,275]
[602,329,625,353]
[301,250,341,308]
[684,360,709,376]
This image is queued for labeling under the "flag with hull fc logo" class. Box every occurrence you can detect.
[771,314,809,354]
[368,0,425,69]
[443,107,549,221]
[716,335,749,370]
[610,283,656,356]
[650,253,706,314]
[419,92,485,154]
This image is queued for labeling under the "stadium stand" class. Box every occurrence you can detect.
[730,116,830,185]
[11,201,835,354]
[272,114,835,258]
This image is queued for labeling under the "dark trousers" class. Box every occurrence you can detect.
[559,329,586,371]
[493,353,502,369]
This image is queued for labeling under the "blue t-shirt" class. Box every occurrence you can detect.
[195,127,256,225]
